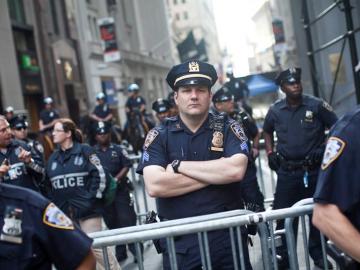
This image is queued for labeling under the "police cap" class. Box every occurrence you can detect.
[95,121,110,134]
[96,92,106,100]
[10,114,28,129]
[152,98,171,113]
[275,67,302,85]
[212,87,233,103]
[166,60,218,90]
[4,106,14,113]
[44,97,53,104]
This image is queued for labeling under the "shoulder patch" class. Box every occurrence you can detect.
[230,122,247,142]
[321,137,345,170]
[89,154,101,166]
[322,101,333,112]
[144,129,159,150]
[43,203,74,230]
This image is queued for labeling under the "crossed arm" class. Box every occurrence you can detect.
[143,153,248,198]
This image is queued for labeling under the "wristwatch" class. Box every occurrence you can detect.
[171,159,181,173]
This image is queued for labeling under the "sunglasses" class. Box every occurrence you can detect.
[15,126,27,131]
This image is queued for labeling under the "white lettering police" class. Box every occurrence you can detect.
[50,172,88,189]
[7,163,26,180]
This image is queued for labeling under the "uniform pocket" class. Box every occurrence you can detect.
[0,233,33,269]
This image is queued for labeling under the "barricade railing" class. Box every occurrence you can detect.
[90,200,330,270]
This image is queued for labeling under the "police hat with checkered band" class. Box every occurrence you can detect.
[10,115,28,129]
[212,86,233,103]
[275,67,302,85]
[166,60,218,90]
[152,98,171,113]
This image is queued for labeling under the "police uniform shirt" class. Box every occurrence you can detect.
[137,113,249,220]
[314,107,360,231]
[125,96,146,112]
[1,139,44,191]
[0,183,92,270]
[39,109,59,125]
[92,104,111,119]
[263,95,338,160]
[46,142,106,218]
[95,143,132,186]
[230,109,258,140]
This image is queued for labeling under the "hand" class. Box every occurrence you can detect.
[18,147,32,164]
[252,148,259,159]
[307,146,325,164]
[166,163,174,173]
[0,164,10,178]
[268,152,281,171]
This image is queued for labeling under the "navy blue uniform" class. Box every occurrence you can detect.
[125,96,146,112]
[230,110,265,215]
[263,94,337,263]
[1,139,44,192]
[46,142,106,220]
[137,113,251,270]
[92,104,112,120]
[39,109,59,133]
[314,107,360,267]
[0,183,92,270]
[95,143,137,261]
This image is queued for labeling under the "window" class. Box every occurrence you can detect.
[183,11,188,20]
[182,0,186,3]
[175,13,180,21]
[173,0,177,5]
[7,0,26,24]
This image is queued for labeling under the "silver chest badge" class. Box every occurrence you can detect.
[1,206,23,244]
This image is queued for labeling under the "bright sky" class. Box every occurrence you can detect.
[212,0,264,76]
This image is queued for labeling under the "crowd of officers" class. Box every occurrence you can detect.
[0,58,359,270]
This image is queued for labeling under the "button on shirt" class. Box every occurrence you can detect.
[263,95,337,160]
[137,114,249,220]
[314,107,360,231]
[0,183,92,270]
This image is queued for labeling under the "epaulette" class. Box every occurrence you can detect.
[0,183,48,209]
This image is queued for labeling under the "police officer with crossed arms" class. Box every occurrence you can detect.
[263,67,338,269]
[137,60,251,269]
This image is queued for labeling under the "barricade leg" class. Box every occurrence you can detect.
[300,215,311,270]
[229,227,240,270]
[166,237,178,270]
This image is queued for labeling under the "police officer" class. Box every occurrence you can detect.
[125,83,146,116]
[90,92,113,123]
[4,106,15,122]
[313,107,360,266]
[0,116,44,192]
[0,182,96,269]
[263,67,338,269]
[137,60,251,270]
[167,91,179,117]
[46,118,120,270]
[152,98,171,124]
[94,121,138,263]
[39,97,60,134]
[224,68,252,117]
[212,87,265,217]
[10,115,45,162]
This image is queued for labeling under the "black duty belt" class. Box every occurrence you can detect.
[280,159,320,171]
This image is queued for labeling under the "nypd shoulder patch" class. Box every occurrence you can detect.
[322,101,333,112]
[144,129,159,150]
[43,203,74,230]
[89,154,101,167]
[321,137,346,170]
[230,122,247,142]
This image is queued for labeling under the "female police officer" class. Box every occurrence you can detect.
[138,60,250,269]
[46,118,120,270]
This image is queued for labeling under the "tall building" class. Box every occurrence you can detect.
[167,0,222,66]
[74,0,173,125]
[0,0,87,128]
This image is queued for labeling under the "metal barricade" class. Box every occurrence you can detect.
[90,201,331,270]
